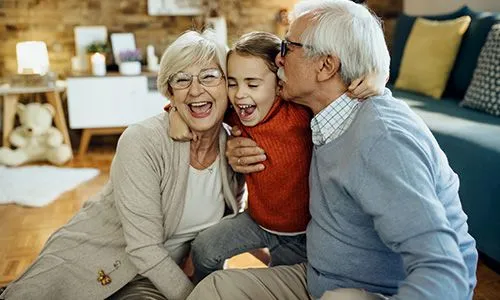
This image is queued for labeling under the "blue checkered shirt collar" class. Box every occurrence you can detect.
[311,93,361,146]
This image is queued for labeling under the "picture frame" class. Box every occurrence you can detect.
[110,33,137,64]
[74,26,108,71]
[147,0,202,16]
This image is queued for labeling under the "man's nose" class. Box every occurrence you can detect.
[275,53,284,67]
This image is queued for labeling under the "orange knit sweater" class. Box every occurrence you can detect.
[226,97,312,233]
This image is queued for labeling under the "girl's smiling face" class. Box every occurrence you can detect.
[227,53,279,127]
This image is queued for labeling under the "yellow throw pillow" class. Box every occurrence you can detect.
[395,16,471,99]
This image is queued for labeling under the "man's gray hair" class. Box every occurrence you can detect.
[291,0,390,84]
[157,30,228,98]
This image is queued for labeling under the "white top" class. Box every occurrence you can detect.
[164,156,225,264]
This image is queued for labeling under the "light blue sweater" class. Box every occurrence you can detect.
[306,90,478,299]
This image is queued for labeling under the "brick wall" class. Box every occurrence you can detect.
[0,0,401,78]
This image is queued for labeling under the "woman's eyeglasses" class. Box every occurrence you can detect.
[280,39,309,57]
[169,68,224,90]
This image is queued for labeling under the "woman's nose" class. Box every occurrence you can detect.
[188,79,204,96]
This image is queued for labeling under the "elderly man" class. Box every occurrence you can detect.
[188,0,478,299]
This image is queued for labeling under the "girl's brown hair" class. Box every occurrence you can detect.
[229,31,281,73]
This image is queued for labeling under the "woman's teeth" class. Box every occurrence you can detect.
[188,101,212,113]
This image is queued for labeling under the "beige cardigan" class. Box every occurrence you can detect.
[1,113,245,300]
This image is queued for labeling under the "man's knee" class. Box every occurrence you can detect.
[188,270,238,300]
[320,288,388,300]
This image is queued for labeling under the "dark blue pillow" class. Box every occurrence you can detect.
[444,12,500,99]
[389,6,470,84]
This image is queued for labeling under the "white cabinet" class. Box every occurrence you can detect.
[67,73,169,156]
[67,74,168,129]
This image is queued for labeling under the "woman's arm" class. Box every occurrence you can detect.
[111,125,194,300]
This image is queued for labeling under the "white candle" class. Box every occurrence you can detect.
[91,53,106,76]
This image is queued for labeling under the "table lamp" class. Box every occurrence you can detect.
[16,41,50,75]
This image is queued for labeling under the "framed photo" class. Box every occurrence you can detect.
[110,33,136,64]
[74,26,108,70]
[147,0,202,16]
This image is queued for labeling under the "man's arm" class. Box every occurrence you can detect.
[353,132,470,299]
[226,126,267,173]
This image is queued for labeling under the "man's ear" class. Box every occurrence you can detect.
[317,55,340,82]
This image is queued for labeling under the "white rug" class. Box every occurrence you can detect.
[0,166,100,207]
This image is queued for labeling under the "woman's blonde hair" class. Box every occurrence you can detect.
[157,30,228,98]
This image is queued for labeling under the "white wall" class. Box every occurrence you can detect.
[404,0,500,15]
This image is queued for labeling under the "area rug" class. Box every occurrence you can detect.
[0,165,100,207]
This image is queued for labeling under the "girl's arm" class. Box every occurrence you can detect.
[347,71,389,99]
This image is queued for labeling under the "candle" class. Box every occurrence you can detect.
[91,53,106,76]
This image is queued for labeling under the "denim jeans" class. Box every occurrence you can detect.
[191,211,307,282]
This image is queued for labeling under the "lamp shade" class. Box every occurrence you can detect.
[16,41,50,75]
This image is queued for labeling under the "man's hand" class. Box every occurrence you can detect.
[226,126,267,174]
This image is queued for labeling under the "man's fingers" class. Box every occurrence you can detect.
[230,154,266,166]
[232,163,265,174]
[227,137,259,149]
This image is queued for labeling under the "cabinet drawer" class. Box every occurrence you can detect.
[67,76,147,129]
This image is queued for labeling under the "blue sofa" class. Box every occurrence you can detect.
[388,6,500,265]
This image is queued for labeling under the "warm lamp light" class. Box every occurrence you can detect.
[16,41,50,75]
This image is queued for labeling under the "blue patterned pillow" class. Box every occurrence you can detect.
[461,24,500,117]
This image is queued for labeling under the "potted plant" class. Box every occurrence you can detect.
[85,42,109,72]
[119,49,142,75]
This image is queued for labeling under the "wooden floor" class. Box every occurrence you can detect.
[0,147,499,299]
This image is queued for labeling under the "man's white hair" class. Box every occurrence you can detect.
[157,30,228,98]
[290,0,390,84]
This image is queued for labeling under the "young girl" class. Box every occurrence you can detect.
[168,31,384,281]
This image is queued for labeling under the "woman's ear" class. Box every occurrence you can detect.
[317,55,340,82]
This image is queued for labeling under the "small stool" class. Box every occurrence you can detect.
[0,84,72,152]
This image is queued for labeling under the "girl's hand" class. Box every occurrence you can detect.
[168,108,198,142]
[347,72,388,100]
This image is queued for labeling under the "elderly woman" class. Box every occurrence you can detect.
[0,30,244,300]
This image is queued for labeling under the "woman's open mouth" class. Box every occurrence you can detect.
[188,101,213,118]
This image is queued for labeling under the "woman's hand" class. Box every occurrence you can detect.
[168,108,198,142]
[347,71,388,100]
[226,126,267,174]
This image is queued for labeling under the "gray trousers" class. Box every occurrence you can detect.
[192,211,307,282]
[187,264,388,300]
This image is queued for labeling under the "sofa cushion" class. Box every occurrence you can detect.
[446,12,500,99]
[390,6,500,99]
[389,6,469,84]
[395,17,471,99]
[460,24,500,117]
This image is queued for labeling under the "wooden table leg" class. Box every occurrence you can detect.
[78,129,92,158]
[78,127,125,158]
[45,91,72,150]
[2,95,19,148]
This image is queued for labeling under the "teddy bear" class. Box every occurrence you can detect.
[0,102,73,166]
